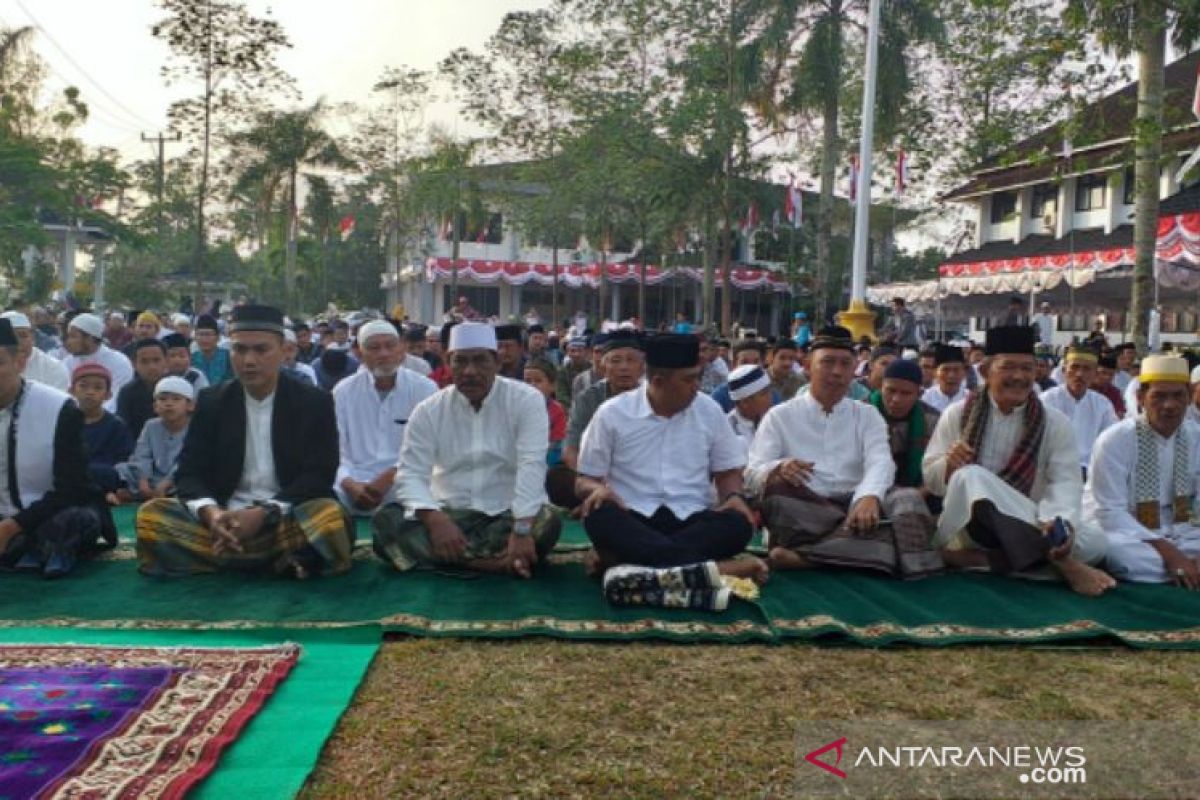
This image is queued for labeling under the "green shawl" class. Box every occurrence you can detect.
[870,389,926,487]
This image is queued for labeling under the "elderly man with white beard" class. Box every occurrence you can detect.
[332,320,437,515]
[922,325,1114,596]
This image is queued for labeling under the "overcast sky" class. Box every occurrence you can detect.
[0,0,549,161]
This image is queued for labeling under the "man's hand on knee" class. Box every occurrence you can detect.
[846,496,881,533]
[421,510,468,563]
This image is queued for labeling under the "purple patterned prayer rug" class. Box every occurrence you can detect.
[0,643,299,799]
[0,665,180,799]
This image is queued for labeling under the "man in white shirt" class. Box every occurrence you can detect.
[1031,301,1055,346]
[747,327,940,578]
[1040,346,1118,477]
[372,322,560,579]
[575,334,766,583]
[59,313,133,412]
[922,325,1114,596]
[1113,343,1136,393]
[1,311,68,391]
[1084,355,1200,587]
[334,320,436,515]
[135,304,353,578]
[921,343,968,413]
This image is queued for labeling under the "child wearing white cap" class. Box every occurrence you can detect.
[113,377,195,504]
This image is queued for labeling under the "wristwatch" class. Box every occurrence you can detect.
[724,491,756,504]
[513,519,534,536]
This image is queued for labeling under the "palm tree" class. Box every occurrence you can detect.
[229,100,352,311]
[755,0,941,322]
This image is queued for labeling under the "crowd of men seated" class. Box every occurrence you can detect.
[1,300,1198,601]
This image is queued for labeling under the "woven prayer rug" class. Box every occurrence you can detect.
[0,643,298,799]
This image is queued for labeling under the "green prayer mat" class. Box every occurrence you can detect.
[5,508,1199,648]
[0,625,380,799]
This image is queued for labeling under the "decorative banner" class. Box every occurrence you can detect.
[1155,211,1200,290]
[937,246,1134,278]
[424,258,794,293]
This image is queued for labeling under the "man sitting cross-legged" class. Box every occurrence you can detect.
[372,322,561,578]
[136,304,354,578]
[1084,355,1200,588]
[333,319,436,515]
[0,319,116,578]
[576,333,768,587]
[922,325,1114,596]
[747,327,941,579]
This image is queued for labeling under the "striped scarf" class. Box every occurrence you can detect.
[960,387,1045,496]
[1134,418,1191,530]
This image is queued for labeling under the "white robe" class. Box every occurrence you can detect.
[1040,386,1119,469]
[920,384,967,413]
[1084,419,1200,583]
[61,345,133,413]
[922,396,1105,566]
[23,347,69,391]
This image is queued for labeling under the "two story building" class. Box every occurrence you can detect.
[869,48,1200,347]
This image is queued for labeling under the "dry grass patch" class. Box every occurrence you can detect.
[302,639,1200,798]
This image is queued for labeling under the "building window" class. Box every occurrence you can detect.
[1075,174,1107,212]
[989,191,1017,224]
[1122,167,1136,205]
[1030,184,1058,223]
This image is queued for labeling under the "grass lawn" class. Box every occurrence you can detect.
[302,639,1200,798]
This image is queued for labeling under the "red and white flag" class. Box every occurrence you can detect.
[848,155,859,204]
[440,217,452,240]
[895,149,908,197]
[741,202,760,236]
[785,179,803,228]
[339,215,355,242]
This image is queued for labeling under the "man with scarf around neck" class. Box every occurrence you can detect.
[922,325,1114,596]
[871,359,941,507]
[747,327,942,579]
[1084,355,1200,587]
[0,319,116,578]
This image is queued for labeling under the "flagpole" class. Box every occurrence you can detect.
[838,0,882,341]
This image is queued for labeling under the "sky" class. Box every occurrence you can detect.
[0,0,550,161]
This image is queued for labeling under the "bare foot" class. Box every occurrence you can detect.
[940,547,991,571]
[1052,557,1116,597]
[511,557,532,580]
[583,548,617,578]
[718,555,770,585]
[767,547,811,571]
[464,556,511,575]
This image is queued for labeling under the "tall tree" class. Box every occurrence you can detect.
[1064,0,1200,350]
[153,0,294,311]
[228,100,351,312]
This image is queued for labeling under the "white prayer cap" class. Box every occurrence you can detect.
[901,348,918,360]
[1,311,31,329]
[154,375,194,401]
[69,313,104,339]
[284,328,297,344]
[448,321,497,352]
[728,365,770,402]
[1190,364,1200,384]
[171,313,191,326]
[357,319,399,345]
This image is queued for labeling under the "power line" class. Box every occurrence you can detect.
[13,0,160,130]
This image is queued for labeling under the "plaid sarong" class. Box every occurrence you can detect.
[960,386,1045,497]
[761,474,942,580]
[135,497,354,577]
[371,504,562,572]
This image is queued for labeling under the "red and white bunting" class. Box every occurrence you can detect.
[895,149,908,197]
[339,215,355,241]
[848,155,859,204]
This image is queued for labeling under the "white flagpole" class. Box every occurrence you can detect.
[838,0,882,340]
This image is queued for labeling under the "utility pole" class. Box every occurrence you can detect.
[141,131,182,241]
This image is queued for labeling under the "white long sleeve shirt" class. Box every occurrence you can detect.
[921,384,967,413]
[1084,418,1200,544]
[186,390,287,516]
[396,377,549,519]
[1040,386,1119,469]
[333,368,437,487]
[577,386,745,519]
[745,393,894,504]
[24,347,68,391]
[922,395,1081,525]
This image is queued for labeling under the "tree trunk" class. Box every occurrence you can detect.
[285,166,298,313]
[702,208,715,329]
[1131,1,1165,352]
[194,0,213,315]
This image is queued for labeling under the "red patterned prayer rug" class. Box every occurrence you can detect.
[0,643,299,799]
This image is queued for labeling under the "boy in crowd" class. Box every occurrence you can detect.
[71,363,133,495]
[114,376,194,503]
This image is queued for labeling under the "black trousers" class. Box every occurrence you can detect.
[0,506,105,570]
[966,499,1050,574]
[583,504,752,568]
